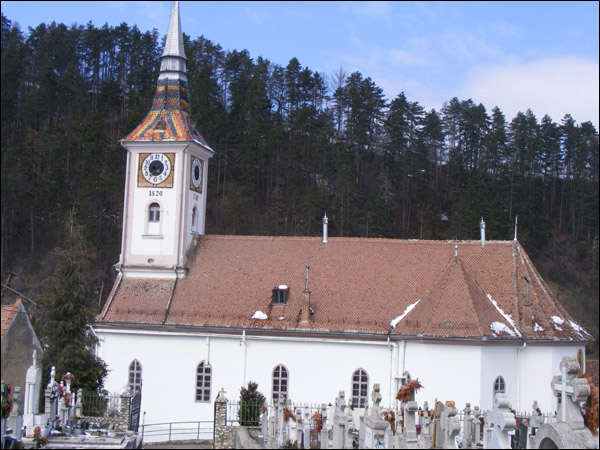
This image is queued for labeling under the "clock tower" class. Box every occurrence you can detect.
[118,1,213,278]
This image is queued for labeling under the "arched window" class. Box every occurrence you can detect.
[128,360,142,394]
[352,369,369,408]
[147,202,162,235]
[272,365,288,402]
[196,361,212,402]
[493,376,506,394]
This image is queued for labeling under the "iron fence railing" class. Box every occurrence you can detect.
[141,421,214,443]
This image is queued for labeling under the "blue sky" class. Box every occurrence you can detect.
[2,1,598,127]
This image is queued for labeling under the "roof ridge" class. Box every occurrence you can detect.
[458,261,484,336]
[421,260,454,334]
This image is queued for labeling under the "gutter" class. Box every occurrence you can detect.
[161,269,179,324]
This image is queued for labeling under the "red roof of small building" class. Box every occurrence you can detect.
[98,236,592,342]
[1,299,23,337]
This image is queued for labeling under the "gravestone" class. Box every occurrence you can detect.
[345,403,356,449]
[417,402,432,450]
[362,384,389,449]
[532,356,596,449]
[397,400,419,449]
[461,403,473,449]
[437,401,460,449]
[23,350,44,437]
[483,393,516,449]
[332,391,348,448]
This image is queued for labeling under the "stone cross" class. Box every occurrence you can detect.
[529,401,542,429]
[551,356,590,429]
[461,403,473,449]
[438,401,461,449]
[370,383,382,418]
[333,392,349,448]
[483,393,516,449]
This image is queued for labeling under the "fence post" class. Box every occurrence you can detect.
[213,389,229,449]
[119,391,131,432]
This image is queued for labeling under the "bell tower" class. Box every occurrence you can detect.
[118,1,213,278]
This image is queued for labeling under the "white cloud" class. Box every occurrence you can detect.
[461,56,599,126]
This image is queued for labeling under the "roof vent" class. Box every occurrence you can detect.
[480,217,486,247]
[322,214,328,243]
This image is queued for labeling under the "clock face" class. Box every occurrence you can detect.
[141,153,172,185]
[190,157,203,192]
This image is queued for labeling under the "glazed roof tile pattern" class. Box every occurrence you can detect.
[100,236,592,341]
[1,299,22,337]
[122,78,208,146]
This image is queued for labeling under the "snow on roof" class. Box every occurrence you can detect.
[252,311,268,320]
[490,321,517,337]
[486,294,522,337]
[390,299,421,328]
[534,323,544,332]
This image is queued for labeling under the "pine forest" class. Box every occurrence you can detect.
[1,16,598,358]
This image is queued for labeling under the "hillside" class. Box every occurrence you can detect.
[1,15,598,357]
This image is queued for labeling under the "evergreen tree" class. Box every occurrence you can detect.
[38,212,107,392]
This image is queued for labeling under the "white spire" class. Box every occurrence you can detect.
[159,1,187,80]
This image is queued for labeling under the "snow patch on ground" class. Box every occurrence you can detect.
[252,311,268,320]
[490,321,517,337]
[486,294,522,337]
[390,299,421,328]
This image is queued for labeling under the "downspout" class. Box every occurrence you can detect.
[242,329,247,387]
[517,342,527,410]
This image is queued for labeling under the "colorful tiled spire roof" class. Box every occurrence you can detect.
[123,2,210,147]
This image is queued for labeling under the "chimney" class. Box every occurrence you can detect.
[322,214,328,243]
[480,217,486,247]
[301,263,311,324]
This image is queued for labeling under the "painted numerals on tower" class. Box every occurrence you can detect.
[138,153,175,187]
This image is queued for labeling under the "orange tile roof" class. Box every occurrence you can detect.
[1,299,22,337]
[99,236,592,342]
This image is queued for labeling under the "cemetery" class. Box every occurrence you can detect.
[1,354,598,449]
[1,351,141,449]
[210,355,598,449]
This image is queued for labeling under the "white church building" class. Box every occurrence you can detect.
[94,1,592,429]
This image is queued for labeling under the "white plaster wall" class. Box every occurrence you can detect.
[96,329,586,430]
[404,342,482,409]
[129,152,180,259]
[480,345,518,411]
[96,329,395,427]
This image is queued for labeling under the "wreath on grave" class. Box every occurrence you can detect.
[283,407,296,422]
[579,372,599,436]
[1,384,13,419]
[312,412,323,433]
[396,379,423,402]
[382,410,396,434]
[33,426,49,448]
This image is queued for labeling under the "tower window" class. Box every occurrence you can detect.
[148,203,161,222]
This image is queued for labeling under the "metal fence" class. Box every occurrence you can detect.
[79,391,122,418]
[141,421,214,443]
